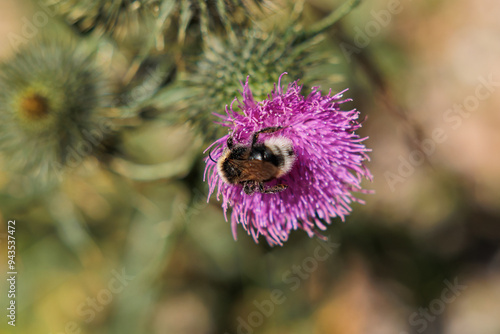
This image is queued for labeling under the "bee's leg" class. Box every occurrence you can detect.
[251,126,284,146]
[258,126,283,134]
[259,183,288,194]
[243,181,257,195]
[227,135,234,149]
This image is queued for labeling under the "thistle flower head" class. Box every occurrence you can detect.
[0,40,111,182]
[204,74,372,246]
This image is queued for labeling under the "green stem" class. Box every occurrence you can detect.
[47,193,103,268]
[307,0,362,37]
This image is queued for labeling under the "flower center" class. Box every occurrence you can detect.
[19,93,50,120]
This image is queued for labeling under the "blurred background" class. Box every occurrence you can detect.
[0,0,499,333]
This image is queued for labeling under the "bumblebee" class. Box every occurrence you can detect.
[215,127,296,195]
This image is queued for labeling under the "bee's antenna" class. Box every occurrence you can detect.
[208,149,217,163]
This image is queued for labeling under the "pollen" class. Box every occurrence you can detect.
[19,93,50,120]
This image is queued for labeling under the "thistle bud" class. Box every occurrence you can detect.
[176,26,330,141]
[44,0,159,43]
[0,39,111,182]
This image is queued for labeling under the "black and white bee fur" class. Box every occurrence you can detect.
[216,127,296,195]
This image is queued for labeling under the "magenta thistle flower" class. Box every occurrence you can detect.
[204,73,372,246]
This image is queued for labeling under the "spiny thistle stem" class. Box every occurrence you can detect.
[306,0,362,37]
[216,0,238,44]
